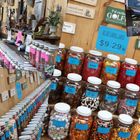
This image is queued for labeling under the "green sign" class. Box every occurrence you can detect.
[105,6,126,26]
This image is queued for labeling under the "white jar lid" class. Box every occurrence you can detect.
[119,114,133,125]
[59,43,65,49]
[67,73,82,82]
[53,69,62,77]
[126,83,140,92]
[76,106,92,117]
[98,110,112,121]
[54,102,70,113]
[19,135,32,140]
[89,50,102,56]
[107,80,121,89]
[70,46,84,53]
[88,76,102,85]
[107,54,120,61]
[125,58,138,65]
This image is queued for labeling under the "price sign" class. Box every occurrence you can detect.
[96,26,129,55]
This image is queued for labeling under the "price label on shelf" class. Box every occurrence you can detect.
[96,26,129,55]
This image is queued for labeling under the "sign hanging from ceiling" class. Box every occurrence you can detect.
[73,0,97,6]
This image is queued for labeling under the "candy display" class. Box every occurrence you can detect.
[81,76,102,111]
[69,106,93,140]
[82,50,103,81]
[118,83,140,116]
[48,103,71,140]
[101,54,120,84]
[118,58,138,88]
[110,114,133,140]
[100,80,121,113]
[64,46,84,76]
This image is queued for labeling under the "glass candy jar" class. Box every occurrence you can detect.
[29,43,36,67]
[81,76,102,111]
[48,103,71,140]
[101,54,120,84]
[100,80,121,113]
[69,106,93,140]
[82,50,103,81]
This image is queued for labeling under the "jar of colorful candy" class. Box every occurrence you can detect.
[64,46,84,76]
[110,114,133,140]
[90,110,113,140]
[118,58,138,88]
[100,80,120,113]
[48,103,71,140]
[118,83,139,116]
[70,106,93,140]
[101,54,120,84]
[29,42,36,67]
[62,73,82,108]
[81,76,102,111]
[82,50,103,81]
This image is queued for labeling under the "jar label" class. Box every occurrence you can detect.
[85,90,98,98]
[118,132,130,138]
[105,94,118,102]
[10,126,14,133]
[126,69,136,77]
[88,61,99,69]
[68,57,80,65]
[50,82,57,90]
[56,55,61,63]
[5,131,10,138]
[52,120,66,128]
[105,66,118,75]
[137,134,140,139]
[75,123,89,130]
[64,86,76,95]
[37,127,42,139]
[1,135,5,140]
[126,99,138,107]
[14,123,17,129]
[97,127,110,134]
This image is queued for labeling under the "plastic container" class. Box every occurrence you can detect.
[82,50,103,81]
[100,80,120,113]
[69,106,93,140]
[118,58,138,88]
[48,103,71,140]
[64,46,84,76]
[101,54,120,84]
[81,76,102,111]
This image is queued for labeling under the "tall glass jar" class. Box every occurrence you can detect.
[82,50,103,81]
[90,110,113,140]
[62,73,82,108]
[81,76,102,111]
[69,106,93,140]
[118,58,138,88]
[118,83,140,116]
[29,42,36,67]
[64,46,84,76]
[110,114,133,140]
[101,54,120,84]
[48,103,71,140]
[100,80,121,113]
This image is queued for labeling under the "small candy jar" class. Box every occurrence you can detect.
[118,83,140,116]
[82,50,103,81]
[64,46,84,76]
[62,73,82,108]
[101,54,120,84]
[110,114,133,140]
[100,80,121,113]
[118,58,138,88]
[69,106,93,140]
[48,103,71,140]
[81,76,102,111]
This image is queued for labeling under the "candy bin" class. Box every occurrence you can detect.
[118,83,140,116]
[69,106,93,140]
[81,76,102,111]
[90,110,113,140]
[64,46,84,76]
[135,65,140,86]
[62,73,82,108]
[48,103,71,140]
[118,58,138,88]
[101,54,120,84]
[82,50,103,81]
[110,114,133,140]
[100,80,120,113]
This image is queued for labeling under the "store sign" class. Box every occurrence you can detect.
[114,0,125,3]
[66,3,96,19]
[96,26,129,55]
[73,0,97,6]
[62,22,76,34]
[105,6,126,26]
